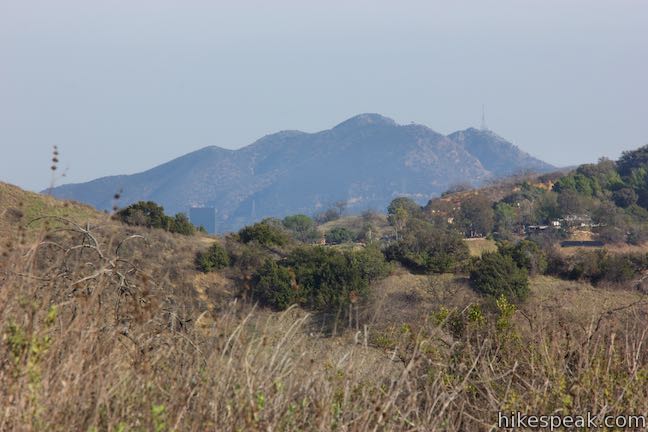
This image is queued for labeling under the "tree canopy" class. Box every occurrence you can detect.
[116,201,195,235]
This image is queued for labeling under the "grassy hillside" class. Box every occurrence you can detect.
[0,182,100,238]
[2,183,648,431]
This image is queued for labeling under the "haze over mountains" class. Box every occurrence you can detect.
[48,114,555,232]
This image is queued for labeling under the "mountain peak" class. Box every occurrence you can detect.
[333,113,397,130]
[462,127,498,137]
[48,115,555,233]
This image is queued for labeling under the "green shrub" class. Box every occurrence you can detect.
[169,213,195,235]
[498,240,547,276]
[116,201,196,235]
[227,240,270,278]
[325,227,355,244]
[196,242,230,272]
[385,219,468,273]
[625,204,648,222]
[281,245,389,312]
[238,220,289,246]
[349,243,391,281]
[470,252,529,302]
[553,250,606,281]
[286,247,354,311]
[548,250,646,285]
[282,214,318,243]
[252,260,296,310]
[628,224,648,245]
[600,254,637,283]
[116,201,169,229]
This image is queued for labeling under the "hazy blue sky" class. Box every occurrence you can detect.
[1,0,647,191]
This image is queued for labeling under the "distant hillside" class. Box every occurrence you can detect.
[48,114,554,232]
[448,128,555,177]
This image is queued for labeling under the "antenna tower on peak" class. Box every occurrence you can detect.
[480,104,488,131]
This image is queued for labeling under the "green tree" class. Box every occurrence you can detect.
[553,173,597,197]
[388,206,409,239]
[238,220,289,246]
[617,144,648,178]
[116,201,169,229]
[627,224,648,245]
[356,222,375,243]
[625,166,648,209]
[387,197,421,239]
[282,214,318,243]
[576,158,622,192]
[557,189,589,215]
[387,197,421,217]
[116,201,197,235]
[613,188,638,208]
[494,202,516,235]
[532,191,560,223]
[458,195,494,236]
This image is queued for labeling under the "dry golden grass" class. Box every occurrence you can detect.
[566,229,595,242]
[557,241,648,257]
[0,182,99,239]
[3,189,648,431]
[318,213,392,239]
[464,238,498,257]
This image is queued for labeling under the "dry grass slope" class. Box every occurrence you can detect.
[0,182,99,239]
[465,238,498,257]
[2,185,648,431]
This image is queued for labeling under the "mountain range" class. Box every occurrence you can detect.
[48,114,555,232]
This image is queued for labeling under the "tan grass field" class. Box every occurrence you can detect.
[464,238,498,257]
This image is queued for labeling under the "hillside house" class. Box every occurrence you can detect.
[525,225,550,234]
